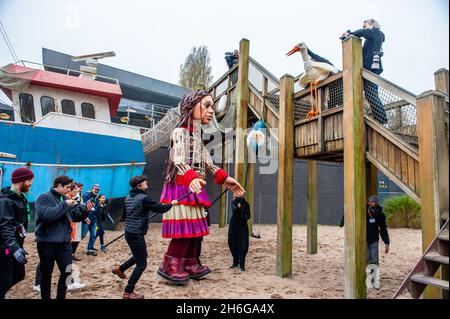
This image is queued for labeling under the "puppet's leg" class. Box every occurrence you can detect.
[182,238,211,280]
[157,239,190,284]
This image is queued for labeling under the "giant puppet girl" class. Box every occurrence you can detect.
[157,90,245,284]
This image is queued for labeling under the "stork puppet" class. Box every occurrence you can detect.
[286,42,339,118]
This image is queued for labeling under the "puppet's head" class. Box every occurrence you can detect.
[178,90,214,128]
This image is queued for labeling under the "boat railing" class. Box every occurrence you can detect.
[14,60,120,85]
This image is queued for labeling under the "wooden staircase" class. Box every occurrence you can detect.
[365,116,420,203]
[393,219,449,298]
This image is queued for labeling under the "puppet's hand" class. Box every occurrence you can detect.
[224,177,245,197]
[189,178,206,194]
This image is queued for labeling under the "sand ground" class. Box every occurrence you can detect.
[7,224,421,299]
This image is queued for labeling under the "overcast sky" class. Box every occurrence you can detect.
[0,0,448,105]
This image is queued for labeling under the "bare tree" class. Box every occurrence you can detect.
[179,46,213,90]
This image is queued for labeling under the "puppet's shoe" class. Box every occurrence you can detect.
[157,254,190,284]
[230,263,238,269]
[182,258,211,280]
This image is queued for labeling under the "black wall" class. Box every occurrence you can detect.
[143,148,345,226]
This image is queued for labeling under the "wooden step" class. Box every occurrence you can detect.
[410,275,449,290]
[439,230,449,242]
[424,252,449,265]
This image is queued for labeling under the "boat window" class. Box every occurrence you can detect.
[61,99,76,116]
[81,102,95,119]
[40,96,55,116]
[19,93,35,123]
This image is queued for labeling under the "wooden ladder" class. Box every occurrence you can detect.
[393,219,449,298]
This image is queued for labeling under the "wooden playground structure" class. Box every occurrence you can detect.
[207,37,449,299]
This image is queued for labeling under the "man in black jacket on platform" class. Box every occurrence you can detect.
[0,167,34,299]
[112,175,175,299]
[35,175,92,299]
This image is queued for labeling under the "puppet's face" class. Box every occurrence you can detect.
[192,95,214,125]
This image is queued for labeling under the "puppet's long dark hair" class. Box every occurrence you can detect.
[164,90,211,183]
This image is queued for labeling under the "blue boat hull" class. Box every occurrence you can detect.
[0,121,146,202]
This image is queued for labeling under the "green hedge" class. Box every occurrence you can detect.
[382,195,421,229]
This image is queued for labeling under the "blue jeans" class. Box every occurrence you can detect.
[81,222,88,239]
[87,222,97,251]
[366,241,379,265]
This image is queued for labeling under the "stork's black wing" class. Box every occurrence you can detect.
[307,49,335,66]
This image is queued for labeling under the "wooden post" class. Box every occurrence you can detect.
[234,38,250,200]
[434,69,449,299]
[247,152,255,235]
[276,74,294,278]
[417,90,449,299]
[262,76,269,121]
[366,162,378,199]
[342,36,367,299]
[219,134,228,228]
[307,160,318,255]
[434,69,449,95]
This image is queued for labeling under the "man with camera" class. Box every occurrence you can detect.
[35,175,93,299]
[0,167,34,299]
[341,19,388,124]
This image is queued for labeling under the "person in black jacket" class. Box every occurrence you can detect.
[0,167,34,299]
[83,184,101,256]
[228,196,250,271]
[366,195,390,289]
[35,175,93,299]
[366,195,390,264]
[112,175,175,299]
[342,19,387,124]
[96,194,113,252]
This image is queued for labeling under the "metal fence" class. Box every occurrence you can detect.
[362,70,418,145]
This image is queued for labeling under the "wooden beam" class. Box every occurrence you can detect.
[342,36,367,299]
[434,69,449,299]
[434,69,449,95]
[246,152,255,235]
[307,160,318,254]
[235,38,250,201]
[417,90,449,299]
[219,134,227,228]
[366,161,378,208]
[276,74,295,278]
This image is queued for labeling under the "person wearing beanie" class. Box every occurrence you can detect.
[0,167,34,299]
[366,195,390,289]
[112,175,175,299]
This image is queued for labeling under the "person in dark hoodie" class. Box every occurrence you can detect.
[366,195,390,289]
[0,167,34,299]
[342,19,387,124]
[112,175,176,299]
[228,195,251,271]
[35,175,93,299]
[83,184,101,256]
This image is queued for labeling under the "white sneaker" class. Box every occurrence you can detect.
[67,282,86,292]
[32,285,41,293]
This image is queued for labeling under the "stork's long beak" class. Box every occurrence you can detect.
[286,46,300,56]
